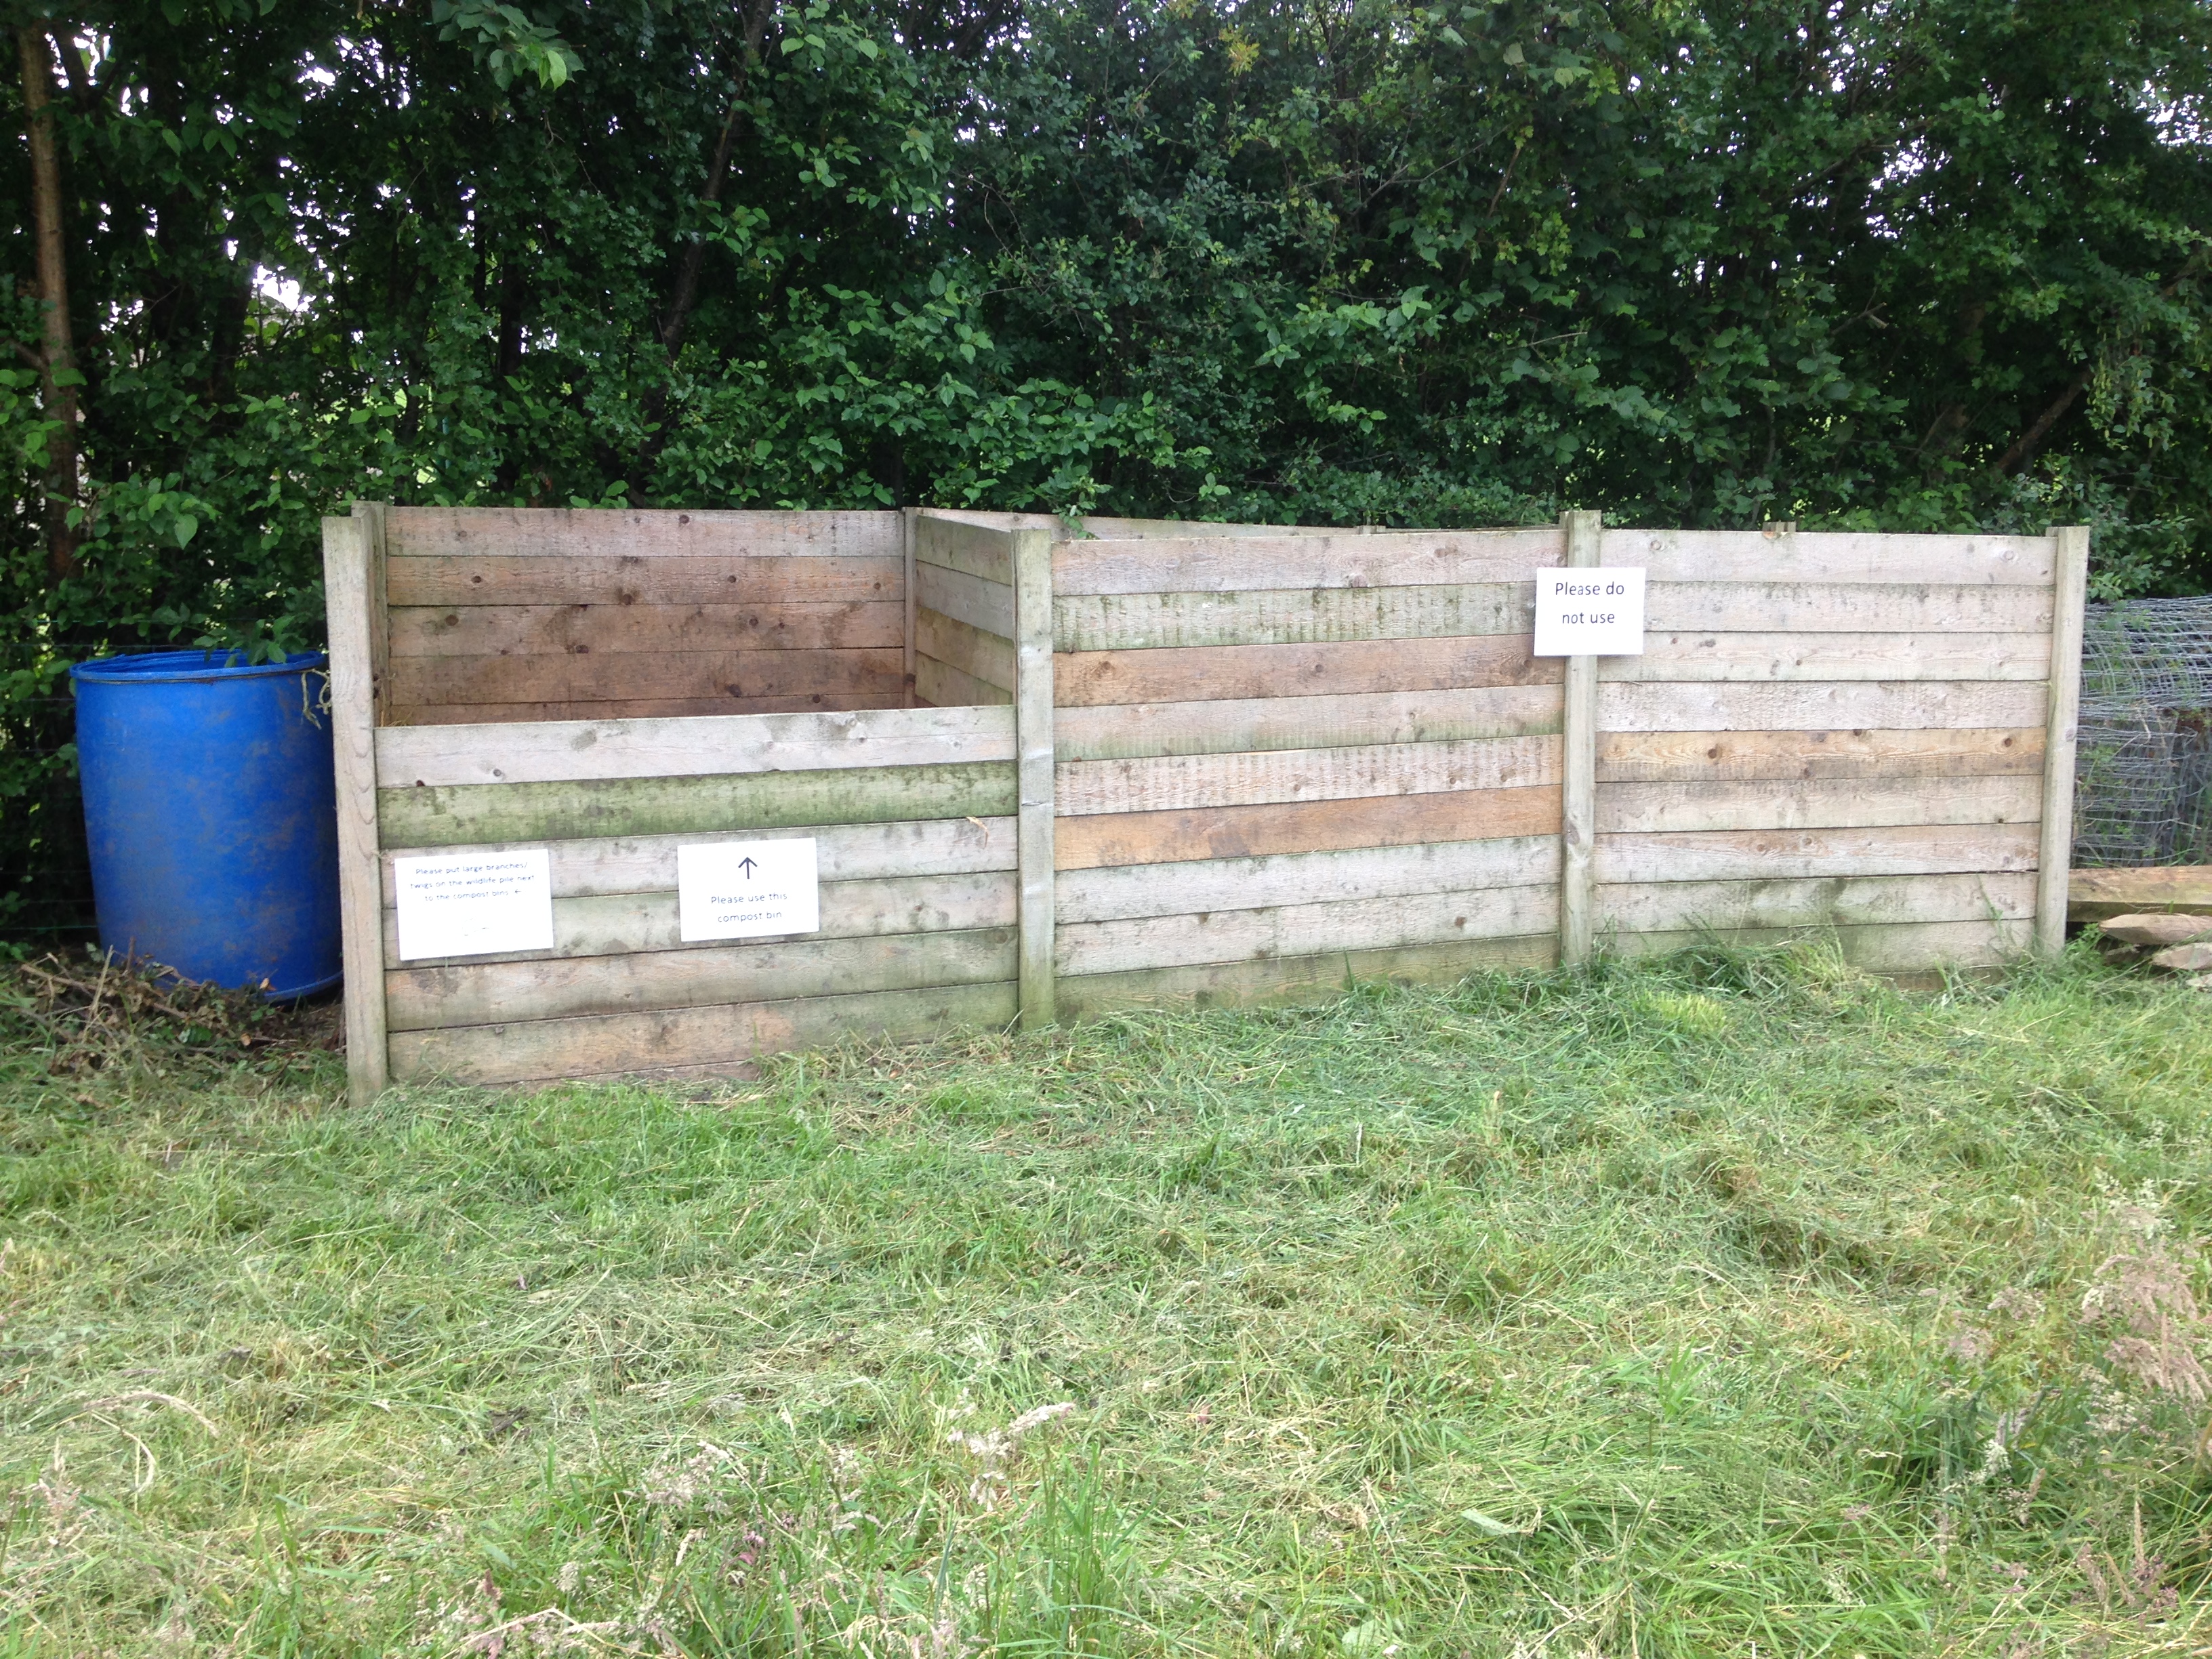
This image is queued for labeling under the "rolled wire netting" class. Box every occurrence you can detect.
[2074,597,2212,867]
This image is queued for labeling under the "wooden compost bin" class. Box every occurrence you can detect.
[324,505,2087,1102]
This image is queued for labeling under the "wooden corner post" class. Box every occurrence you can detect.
[1559,509,1603,966]
[1012,526,1057,1027]
[2035,524,2090,958]
[326,504,390,1104]
[901,506,918,708]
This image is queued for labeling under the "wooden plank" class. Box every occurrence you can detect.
[382,869,1016,970]
[1645,580,2053,634]
[1595,774,2041,836]
[1599,680,2046,733]
[1056,684,1563,761]
[1057,634,1561,708]
[915,560,1015,640]
[1052,527,1564,596]
[1603,528,2055,586]
[1560,508,1601,968]
[325,512,388,1106]
[915,512,1017,586]
[377,760,1017,848]
[901,508,917,709]
[380,815,1018,905]
[385,554,902,608]
[386,693,909,725]
[2069,866,2212,926]
[1075,515,1296,541]
[1597,871,2036,935]
[1057,733,1561,816]
[386,646,906,710]
[2037,527,2091,956]
[1595,824,2039,884]
[1596,727,2043,783]
[356,499,392,724]
[916,655,1014,709]
[1014,526,1057,1028]
[1059,834,1561,924]
[375,704,1014,789]
[386,925,1016,1029]
[916,606,1016,691]
[388,979,1018,1086]
[1057,882,1559,975]
[1604,917,2031,971]
[1599,630,2050,684]
[1052,582,1533,651]
[384,506,903,558]
[1057,786,1562,870]
[1058,935,1558,1020]
[386,600,904,658]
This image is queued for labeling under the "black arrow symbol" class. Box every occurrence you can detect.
[737,856,758,877]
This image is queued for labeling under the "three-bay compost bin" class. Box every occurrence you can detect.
[324,505,2087,1102]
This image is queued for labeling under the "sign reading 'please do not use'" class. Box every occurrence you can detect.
[1532,567,1647,657]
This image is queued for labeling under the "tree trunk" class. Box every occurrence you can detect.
[18,25,80,583]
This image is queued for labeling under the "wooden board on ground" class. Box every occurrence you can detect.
[2068,866,2212,926]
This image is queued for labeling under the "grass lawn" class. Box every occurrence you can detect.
[3,940,2212,1656]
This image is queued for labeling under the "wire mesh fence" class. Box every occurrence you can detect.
[2074,597,2212,867]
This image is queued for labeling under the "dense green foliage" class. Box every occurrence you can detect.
[5,0,2212,928]
[6,942,2212,1653]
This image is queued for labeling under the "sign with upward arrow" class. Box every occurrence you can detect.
[676,838,820,942]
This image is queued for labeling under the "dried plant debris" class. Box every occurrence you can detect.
[0,947,338,1076]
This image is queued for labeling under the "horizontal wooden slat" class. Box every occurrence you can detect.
[1595,727,2043,784]
[915,655,1013,709]
[382,869,1015,969]
[1057,734,1561,816]
[1645,581,2053,634]
[1599,680,2046,733]
[386,694,910,725]
[1603,917,2030,970]
[1595,824,2038,884]
[1075,515,1296,541]
[1595,775,2040,835]
[1058,935,1557,1019]
[380,815,1017,905]
[388,979,1018,1086]
[1606,529,2054,586]
[376,705,1013,788]
[1599,631,2050,684]
[1052,527,1563,596]
[388,601,902,659]
[386,506,902,558]
[916,607,1015,691]
[386,554,903,608]
[1057,634,1559,708]
[1057,684,1563,762]
[387,647,905,710]
[915,514,1017,585]
[1597,872,2034,937]
[1059,834,1560,924]
[1052,583,1532,651]
[914,561,1015,639]
[1056,785,1561,870]
[378,760,1017,848]
[1057,882,1558,975]
[387,925,1017,1029]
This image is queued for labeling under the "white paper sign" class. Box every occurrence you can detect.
[1534,567,1647,656]
[678,839,820,942]
[394,848,554,961]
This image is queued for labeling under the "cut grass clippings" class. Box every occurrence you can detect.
[2,937,2211,1655]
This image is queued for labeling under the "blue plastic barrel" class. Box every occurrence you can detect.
[70,649,342,999]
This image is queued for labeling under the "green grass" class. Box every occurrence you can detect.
[4,939,2212,1655]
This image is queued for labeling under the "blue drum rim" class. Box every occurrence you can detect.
[70,649,327,685]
